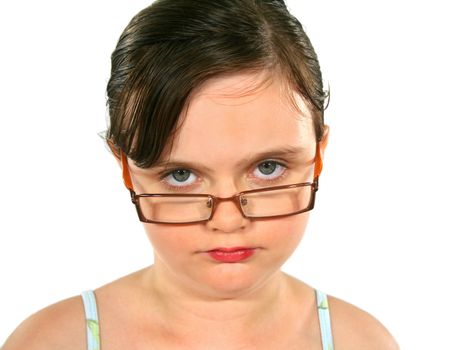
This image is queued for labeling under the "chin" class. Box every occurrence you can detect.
[196,263,278,297]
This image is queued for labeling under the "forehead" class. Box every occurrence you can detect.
[164,71,316,165]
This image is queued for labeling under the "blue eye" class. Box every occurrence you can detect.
[172,169,191,182]
[258,161,277,175]
[253,161,286,181]
[164,169,197,188]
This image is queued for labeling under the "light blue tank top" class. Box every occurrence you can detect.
[81,289,334,350]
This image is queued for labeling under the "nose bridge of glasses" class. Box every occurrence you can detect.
[209,192,244,212]
[205,192,252,222]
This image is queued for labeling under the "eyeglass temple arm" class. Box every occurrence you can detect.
[119,143,323,191]
[120,150,135,191]
[313,142,323,180]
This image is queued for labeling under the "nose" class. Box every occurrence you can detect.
[205,196,249,233]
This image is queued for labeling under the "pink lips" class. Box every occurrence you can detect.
[207,247,256,263]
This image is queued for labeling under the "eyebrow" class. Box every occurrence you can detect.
[153,146,311,173]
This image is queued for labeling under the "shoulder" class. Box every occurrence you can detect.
[283,274,399,349]
[327,294,400,350]
[2,295,86,350]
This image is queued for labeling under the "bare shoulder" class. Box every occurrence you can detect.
[327,294,400,350]
[2,295,86,350]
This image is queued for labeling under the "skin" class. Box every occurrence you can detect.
[2,71,399,350]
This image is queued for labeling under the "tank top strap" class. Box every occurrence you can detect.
[315,289,335,350]
[81,290,101,350]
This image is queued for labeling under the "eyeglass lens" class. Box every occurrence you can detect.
[136,184,312,223]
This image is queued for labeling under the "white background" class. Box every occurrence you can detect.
[1,1,468,348]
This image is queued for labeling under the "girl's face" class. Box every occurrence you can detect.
[126,71,327,298]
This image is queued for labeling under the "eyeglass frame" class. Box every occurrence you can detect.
[117,142,323,224]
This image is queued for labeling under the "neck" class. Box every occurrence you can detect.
[141,258,289,341]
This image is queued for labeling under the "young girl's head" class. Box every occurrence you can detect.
[105,0,329,297]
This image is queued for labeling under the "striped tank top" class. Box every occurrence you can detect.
[81,289,334,350]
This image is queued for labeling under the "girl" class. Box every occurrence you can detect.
[3,0,399,349]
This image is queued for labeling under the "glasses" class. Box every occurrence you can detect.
[118,144,323,224]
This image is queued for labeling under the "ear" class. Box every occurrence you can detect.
[107,139,123,169]
[319,124,329,160]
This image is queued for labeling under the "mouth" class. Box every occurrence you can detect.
[207,246,255,252]
[205,247,257,263]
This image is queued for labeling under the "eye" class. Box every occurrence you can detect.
[163,169,197,188]
[252,160,286,181]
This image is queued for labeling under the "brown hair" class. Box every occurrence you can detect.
[106,0,329,168]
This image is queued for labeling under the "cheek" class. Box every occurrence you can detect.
[143,223,198,258]
[257,212,310,256]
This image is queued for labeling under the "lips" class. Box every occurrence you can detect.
[208,246,253,252]
[206,247,257,263]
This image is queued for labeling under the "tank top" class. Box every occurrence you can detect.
[81,288,334,350]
